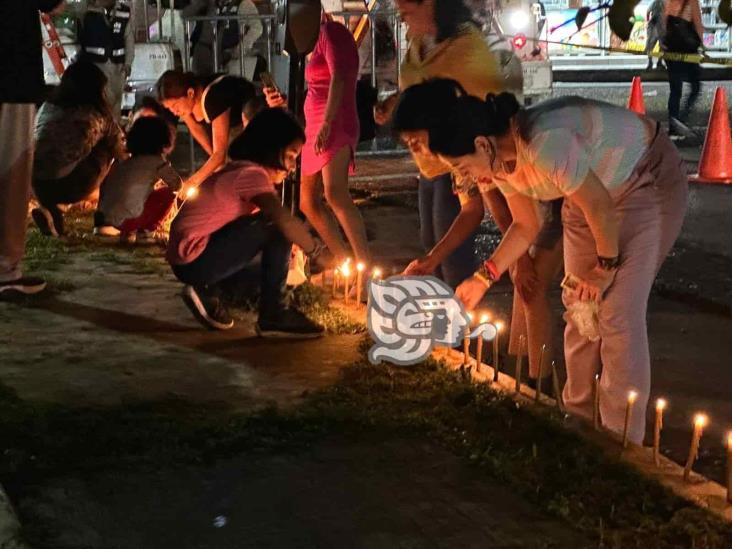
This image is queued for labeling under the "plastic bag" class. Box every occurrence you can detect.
[561,273,601,342]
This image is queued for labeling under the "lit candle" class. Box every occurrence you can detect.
[622,390,638,448]
[551,360,563,412]
[726,432,732,503]
[185,187,198,200]
[514,334,525,394]
[535,344,547,403]
[593,374,601,431]
[341,261,351,305]
[371,267,382,280]
[476,313,490,372]
[683,413,707,482]
[463,313,473,366]
[356,262,365,307]
[493,321,503,382]
[653,398,667,466]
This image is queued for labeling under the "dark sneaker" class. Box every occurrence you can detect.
[0,276,47,296]
[256,308,324,339]
[31,207,60,237]
[181,285,234,331]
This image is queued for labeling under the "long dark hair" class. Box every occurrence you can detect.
[404,0,476,42]
[49,59,110,116]
[429,91,521,158]
[392,78,466,133]
[228,108,305,170]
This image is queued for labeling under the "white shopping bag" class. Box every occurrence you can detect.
[286,245,308,287]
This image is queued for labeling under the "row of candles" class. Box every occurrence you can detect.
[319,259,383,307]
[459,313,732,503]
[619,390,732,500]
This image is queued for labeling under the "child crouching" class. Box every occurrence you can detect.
[97,116,182,243]
[166,108,334,337]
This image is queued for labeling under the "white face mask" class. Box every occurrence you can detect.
[320,0,343,14]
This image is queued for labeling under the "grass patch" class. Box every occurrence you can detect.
[0,353,729,548]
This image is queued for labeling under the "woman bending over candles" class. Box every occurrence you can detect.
[420,81,688,444]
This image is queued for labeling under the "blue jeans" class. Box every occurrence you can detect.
[418,173,478,288]
[172,214,290,316]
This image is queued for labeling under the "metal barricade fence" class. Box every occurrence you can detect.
[329,8,403,91]
[180,13,276,76]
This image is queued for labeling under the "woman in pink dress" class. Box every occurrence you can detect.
[267,16,370,264]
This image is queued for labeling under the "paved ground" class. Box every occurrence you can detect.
[2,80,731,546]
[14,437,587,549]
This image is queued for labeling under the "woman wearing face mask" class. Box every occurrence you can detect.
[423,82,688,445]
[393,79,563,389]
[167,108,333,337]
[374,0,504,288]
[156,70,256,190]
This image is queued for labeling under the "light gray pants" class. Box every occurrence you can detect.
[561,127,688,444]
[0,104,35,282]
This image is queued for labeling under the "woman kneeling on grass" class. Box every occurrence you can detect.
[167,108,334,337]
[420,82,688,445]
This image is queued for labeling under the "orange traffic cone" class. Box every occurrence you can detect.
[690,87,732,184]
[627,76,646,114]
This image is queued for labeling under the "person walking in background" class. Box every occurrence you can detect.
[32,60,126,238]
[645,0,666,70]
[79,0,135,118]
[265,15,371,266]
[97,116,182,244]
[663,0,704,137]
[0,0,66,295]
[184,0,263,78]
[373,0,504,288]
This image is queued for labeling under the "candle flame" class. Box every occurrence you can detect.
[341,264,351,277]
[494,321,504,332]
[726,432,732,447]
[356,262,365,272]
[185,187,198,199]
[479,313,490,324]
[372,267,382,279]
[627,390,638,404]
[656,398,667,411]
[694,413,707,429]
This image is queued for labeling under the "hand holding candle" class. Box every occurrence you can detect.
[622,390,638,448]
[653,398,667,466]
[683,413,707,481]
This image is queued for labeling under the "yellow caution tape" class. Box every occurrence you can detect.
[513,35,732,67]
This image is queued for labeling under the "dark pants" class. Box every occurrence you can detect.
[33,139,115,232]
[418,172,478,288]
[666,60,701,123]
[171,214,290,317]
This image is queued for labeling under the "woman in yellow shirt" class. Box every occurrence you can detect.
[375,0,505,287]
